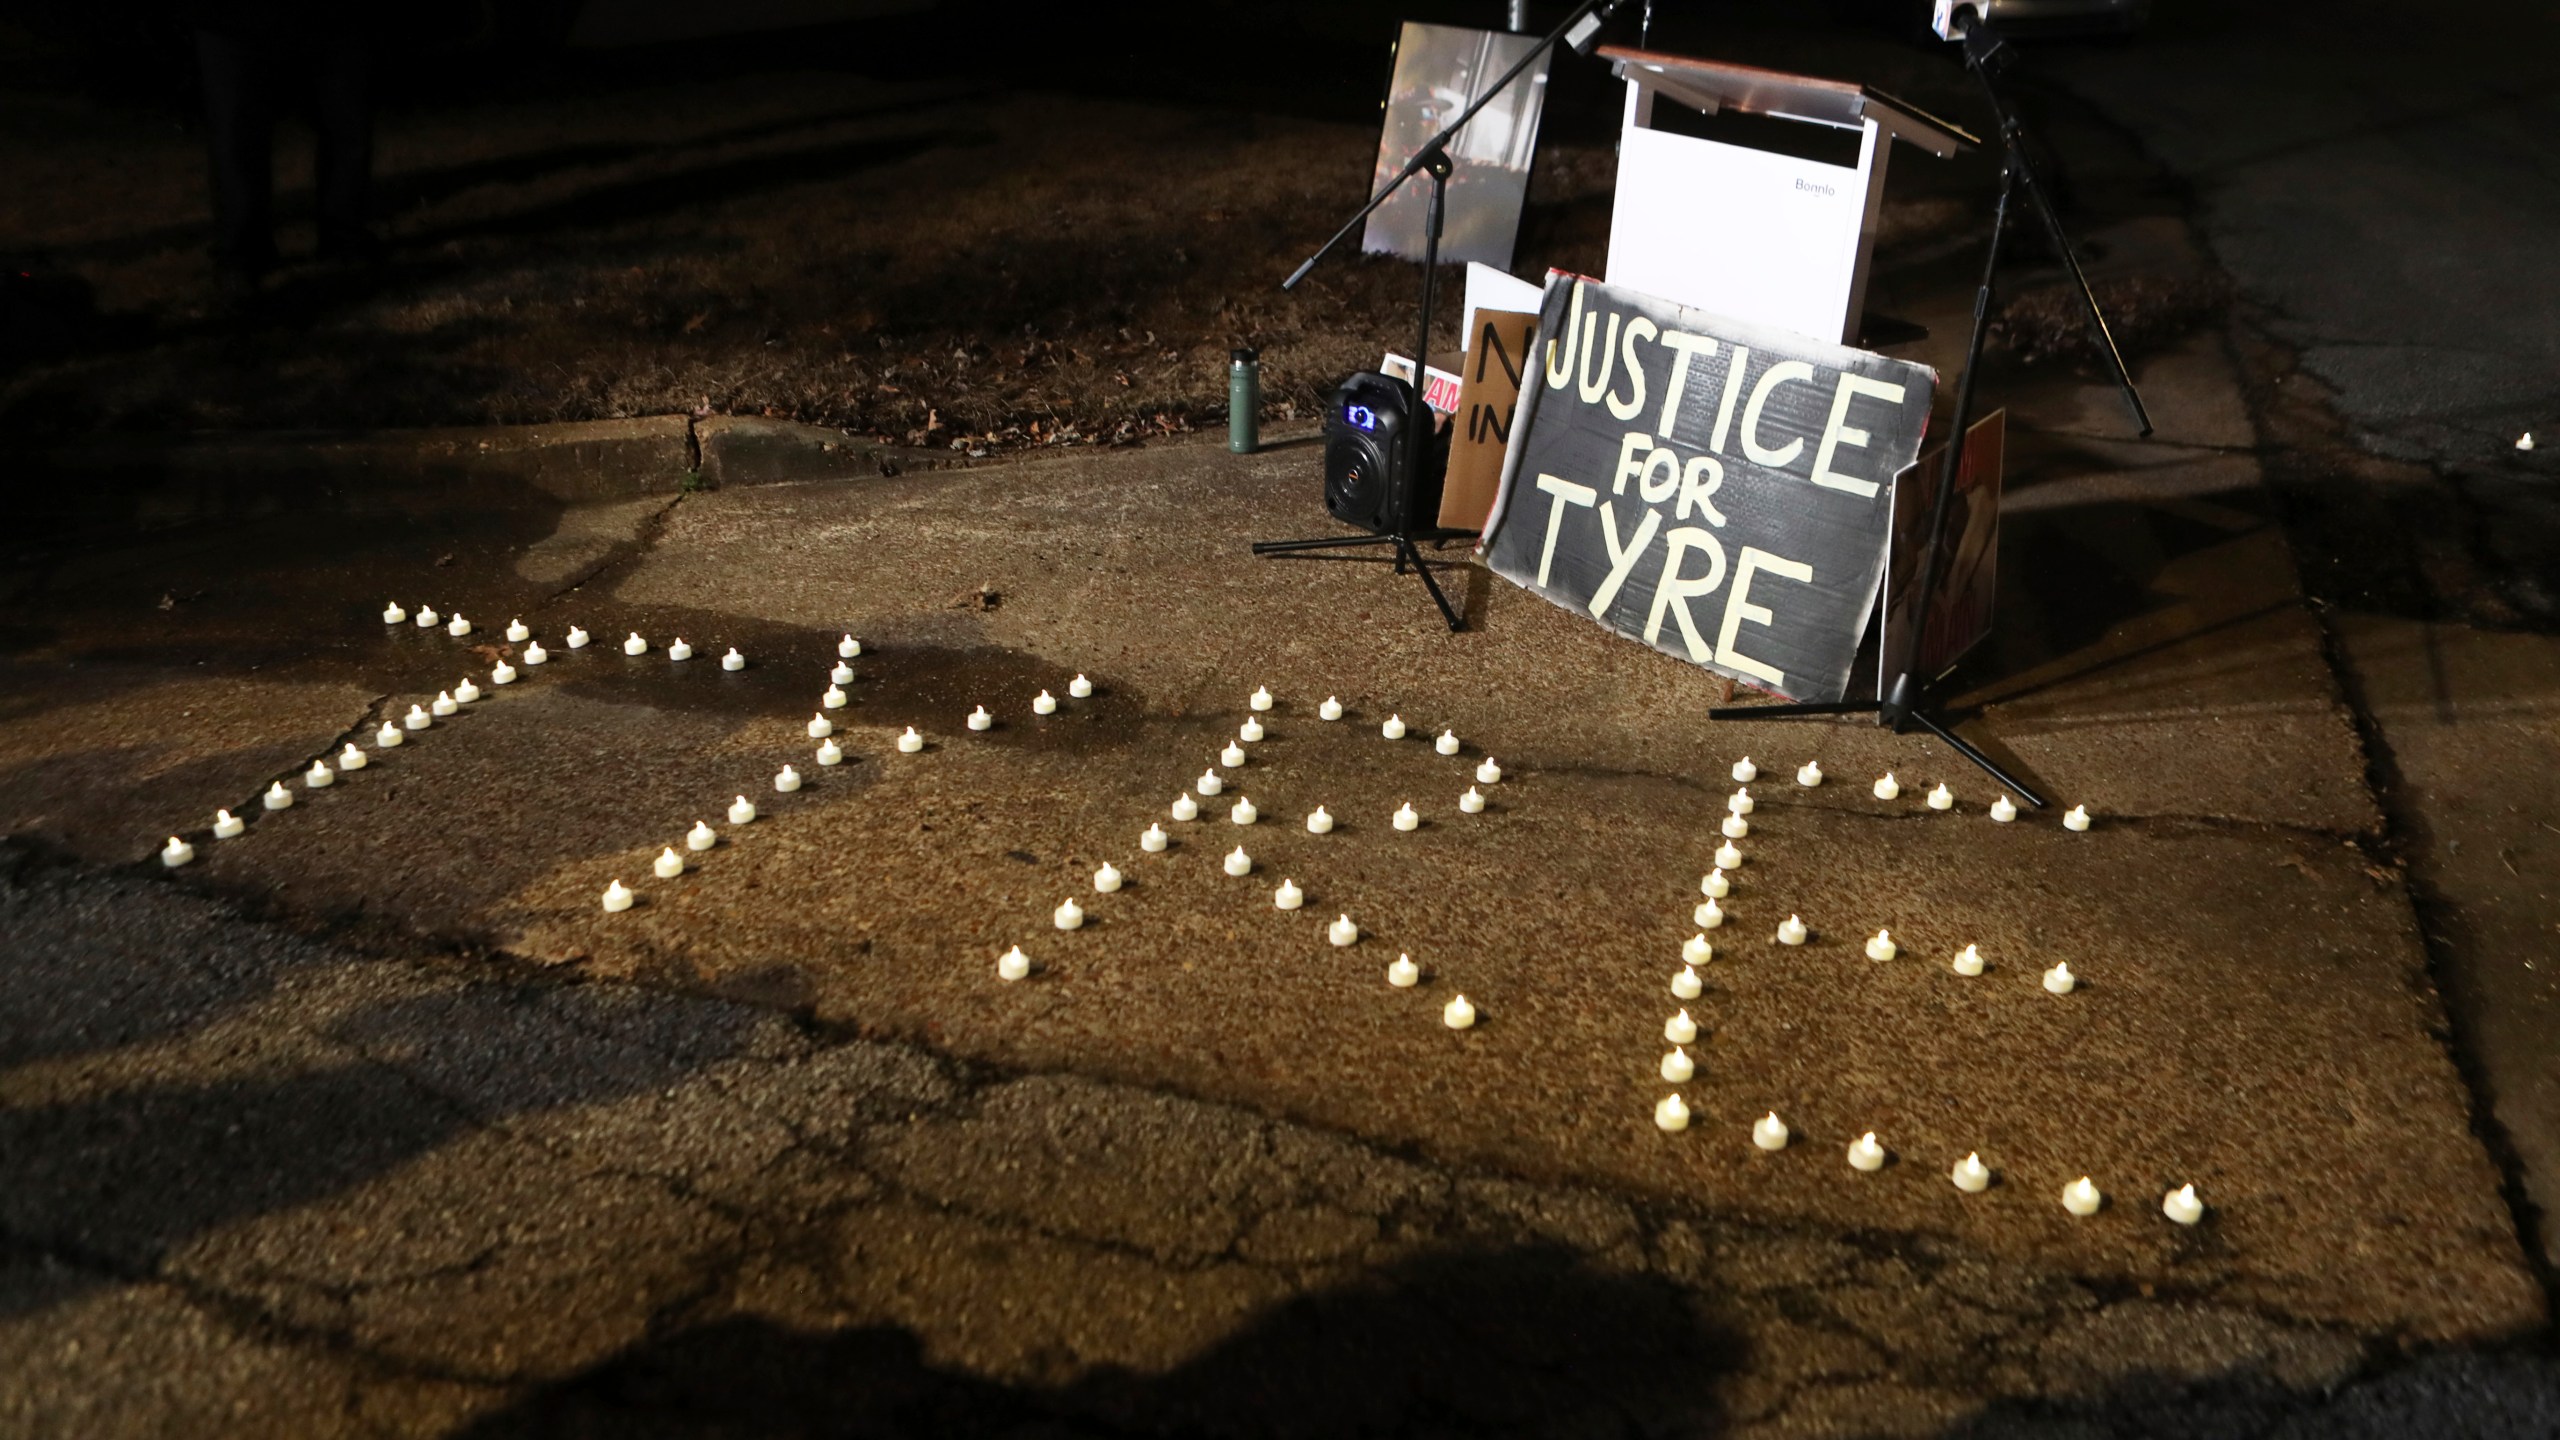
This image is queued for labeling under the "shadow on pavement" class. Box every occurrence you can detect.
[448,1245,1743,1439]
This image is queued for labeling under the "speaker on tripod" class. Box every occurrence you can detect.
[1318,371,1452,536]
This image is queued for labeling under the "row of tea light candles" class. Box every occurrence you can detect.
[1656,758,2201,1225]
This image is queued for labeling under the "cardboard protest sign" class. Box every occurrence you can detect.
[1482,275,1936,702]
[1879,408,2003,694]
[1439,309,1536,531]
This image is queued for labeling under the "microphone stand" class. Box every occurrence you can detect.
[1252,0,1629,633]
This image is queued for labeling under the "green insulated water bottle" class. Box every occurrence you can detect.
[1228,347,1260,454]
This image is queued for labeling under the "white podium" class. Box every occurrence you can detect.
[1600,48,1974,346]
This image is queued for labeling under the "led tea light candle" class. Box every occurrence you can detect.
[453,678,481,704]
[1654,1095,1691,1133]
[1274,878,1303,910]
[1172,794,1200,821]
[1095,862,1123,894]
[1796,760,1823,787]
[830,661,853,685]
[1239,717,1264,743]
[776,764,803,792]
[1220,741,1246,768]
[213,809,245,838]
[1660,1047,1695,1083]
[524,642,548,665]
[1864,929,1897,962]
[416,606,439,628]
[1873,773,1900,800]
[1381,714,1406,740]
[447,614,472,638]
[1328,914,1358,947]
[1715,840,1744,870]
[382,602,406,624]
[1721,814,1749,839]
[1752,1113,1790,1151]
[375,722,403,747]
[492,660,517,685]
[722,648,746,671]
[1305,806,1334,834]
[1141,823,1169,852]
[1319,696,1343,720]
[304,760,334,789]
[1847,1133,1885,1172]
[1952,944,1985,976]
[687,821,717,852]
[1682,933,1713,964]
[822,684,848,709]
[404,704,434,730]
[1701,869,1730,899]
[1776,914,1808,946]
[1475,758,1502,784]
[565,626,590,649]
[967,706,992,731]
[898,728,924,753]
[1393,803,1419,832]
[2043,962,2077,995]
[1195,770,1223,797]
[654,847,685,879]
[161,836,195,867]
[728,795,757,824]
[998,945,1031,981]
[1927,783,1954,810]
[1728,788,1754,815]
[1459,787,1485,813]
[1671,965,1702,1000]
[1388,954,1419,987]
[506,619,530,643]
[2062,1176,2103,1217]
[2064,804,2092,832]
[1068,674,1092,698]
[601,879,634,912]
[808,713,834,739]
[1443,994,1476,1029]
[1223,846,1252,877]
[430,691,459,717]
[1250,686,1273,712]
[2163,1184,2205,1226]
[1695,898,1724,929]
[1230,797,1258,825]
[1731,756,1757,782]
[1054,898,1084,931]
[1952,1153,1991,1193]
[1990,794,2018,823]
[816,737,843,765]
[1435,729,1460,755]
[623,632,647,655]
[1033,690,1057,715]
[337,743,366,771]
[1664,1009,1698,1044]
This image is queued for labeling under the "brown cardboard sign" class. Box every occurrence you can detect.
[1439,309,1537,531]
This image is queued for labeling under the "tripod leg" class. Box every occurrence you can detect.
[1403,538,1467,632]
[1252,533,1405,556]
[1901,706,2045,808]
[2006,129,2153,437]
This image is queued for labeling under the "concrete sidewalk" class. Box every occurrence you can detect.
[2,197,2548,1429]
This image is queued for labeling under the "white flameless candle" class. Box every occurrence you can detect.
[1682,933,1713,964]
[2062,1176,2103,1217]
[1672,965,1702,1000]
[338,743,366,771]
[492,661,517,685]
[1864,929,1897,962]
[1475,758,1502,784]
[1320,696,1343,720]
[1459,787,1485,813]
[1250,686,1273,712]
[601,879,634,912]
[1721,814,1748,839]
[1172,794,1199,821]
[1306,806,1334,834]
[1927,783,1953,810]
[213,809,245,838]
[304,760,334,789]
[1239,717,1263,742]
[1068,673,1092,697]
[448,615,471,638]
[1874,773,1900,800]
[728,795,756,824]
[161,836,194,867]
[1220,742,1245,767]
[2163,1184,2205,1225]
[431,691,458,717]
[416,606,438,628]
[2044,962,2077,995]
[1665,1009,1698,1044]
[1728,788,1754,815]
[1952,1154,1991,1193]
[1230,797,1258,825]
[722,648,745,671]
[687,821,717,852]
[1095,862,1123,894]
[1435,729,1460,755]
[776,765,802,792]
[524,642,548,665]
[1328,914,1358,947]
[1661,1047,1695,1083]
[1054,898,1084,930]
[1796,761,1822,787]
[839,635,862,658]
[898,728,924,753]
[1196,770,1223,797]
[2064,804,2091,832]
[1952,944,1985,976]
[1393,803,1419,832]
[1388,954,1419,987]
[1443,995,1476,1029]
[1274,878,1303,910]
[1732,756,1757,782]
[998,945,1031,981]
[375,722,403,747]
[830,662,852,685]
[822,685,847,709]
[1033,690,1057,714]
[1752,1113,1790,1151]
[816,738,842,765]
[1223,846,1252,877]
[566,626,589,649]
[405,705,434,730]
[1695,898,1724,929]
[383,602,406,624]
[1141,823,1168,852]
[1654,1095,1691,1132]
[808,713,834,739]
[654,847,684,879]
[1990,794,2018,823]
[1702,868,1730,898]
[1777,914,1808,946]
[1847,1133,1886,1172]
[623,632,647,655]
[967,706,992,731]
[453,678,481,704]
[1382,714,1406,740]
[506,619,529,642]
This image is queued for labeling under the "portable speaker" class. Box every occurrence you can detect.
[1322,371,1449,535]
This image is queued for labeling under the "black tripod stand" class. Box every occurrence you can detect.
[1706,21,2152,808]
[1253,0,1632,634]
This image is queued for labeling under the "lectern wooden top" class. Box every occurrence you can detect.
[1599,46,1977,157]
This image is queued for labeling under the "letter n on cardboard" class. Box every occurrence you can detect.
[1439,309,1538,531]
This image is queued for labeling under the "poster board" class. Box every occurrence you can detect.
[1879,409,2003,693]
[1439,309,1537,531]
[1481,274,1937,703]
[1361,24,1553,271]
